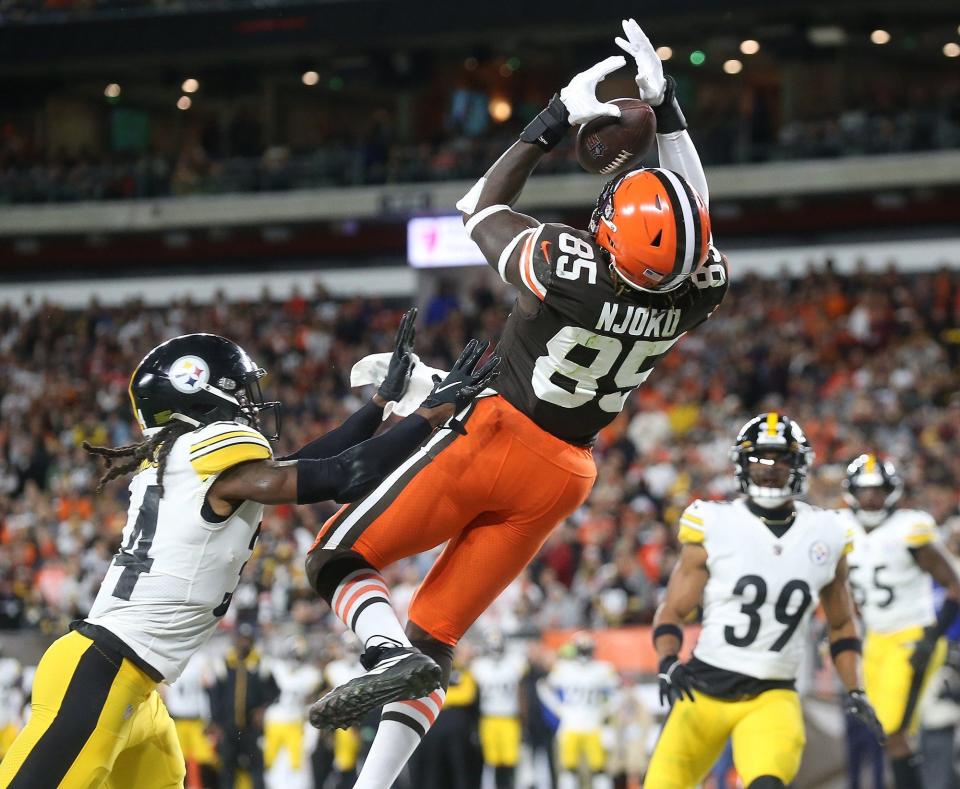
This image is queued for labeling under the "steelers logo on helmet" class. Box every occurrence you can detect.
[731,412,814,509]
[170,355,211,394]
[843,453,903,528]
[590,167,711,293]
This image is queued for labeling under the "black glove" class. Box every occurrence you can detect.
[909,626,940,676]
[844,689,886,745]
[421,339,500,413]
[658,655,695,707]
[377,308,417,403]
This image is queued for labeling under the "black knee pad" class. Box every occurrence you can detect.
[747,777,785,789]
[304,549,373,604]
[406,621,454,688]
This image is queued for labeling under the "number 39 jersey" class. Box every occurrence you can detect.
[84,421,271,682]
[842,508,938,634]
[493,222,727,445]
[681,499,851,681]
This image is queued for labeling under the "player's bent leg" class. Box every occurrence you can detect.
[105,691,186,789]
[730,689,805,787]
[352,621,453,789]
[645,695,734,789]
[0,631,154,789]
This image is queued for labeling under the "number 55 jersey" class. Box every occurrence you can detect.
[81,421,271,682]
[494,222,727,446]
[679,498,851,687]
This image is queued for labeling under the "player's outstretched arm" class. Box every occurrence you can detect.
[208,341,499,511]
[615,18,709,207]
[281,308,418,461]
[907,542,960,672]
[458,57,625,294]
[821,556,885,743]
[652,543,707,705]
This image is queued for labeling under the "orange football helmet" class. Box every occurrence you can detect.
[589,167,711,291]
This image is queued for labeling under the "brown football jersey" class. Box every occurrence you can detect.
[493,222,727,445]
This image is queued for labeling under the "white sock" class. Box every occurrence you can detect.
[353,689,446,789]
[331,568,411,651]
[559,772,578,789]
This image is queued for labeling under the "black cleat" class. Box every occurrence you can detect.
[308,645,442,730]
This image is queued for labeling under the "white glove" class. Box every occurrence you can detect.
[559,55,625,125]
[615,18,667,106]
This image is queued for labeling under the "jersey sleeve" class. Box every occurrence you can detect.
[903,512,939,548]
[504,223,553,301]
[188,422,273,481]
[678,500,707,545]
[687,245,729,325]
[842,522,855,555]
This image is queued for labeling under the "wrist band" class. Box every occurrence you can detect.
[653,76,687,134]
[520,94,570,152]
[830,637,863,659]
[653,623,684,646]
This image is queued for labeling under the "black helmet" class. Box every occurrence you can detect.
[128,334,281,440]
[731,412,813,507]
[843,454,903,528]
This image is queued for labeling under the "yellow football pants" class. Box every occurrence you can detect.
[645,688,805,789]
[173,717,216,766]
[864,626,947,736]
[333,727,360,772]
[264,721,305,771]
[0,630,185,789]
[479,716,521,767]
[558,729,605,772]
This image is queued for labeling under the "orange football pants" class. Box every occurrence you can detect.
[312,395,596,645]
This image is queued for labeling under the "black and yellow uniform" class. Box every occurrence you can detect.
[0,630,184,789]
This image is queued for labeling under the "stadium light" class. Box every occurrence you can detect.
[740,39,760,55]
[177,95,192,111]
[945,42,960,57]
[723,59,743,75]
[656,46,672,61]
[104,83,121,98]
[488,97,512,122]
[302,70,319,86]
[870,29,891,45]
[181,78,199,93]
[690,50,706,66]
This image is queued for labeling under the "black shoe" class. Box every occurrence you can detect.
[308,645,442,730]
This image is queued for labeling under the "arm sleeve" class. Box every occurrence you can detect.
[905,513,939,548]
[657,130,709,208]
[189,424,272,481]
[678,500,706,545]
[296,413,433,504]
[280,399,384,461]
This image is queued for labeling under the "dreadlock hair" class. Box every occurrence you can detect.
[83,419,195,496]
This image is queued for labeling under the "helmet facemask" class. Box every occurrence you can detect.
[732,414,813,509]
[843,455,903,529]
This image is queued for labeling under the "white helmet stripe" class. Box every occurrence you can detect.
[657,168,697,275]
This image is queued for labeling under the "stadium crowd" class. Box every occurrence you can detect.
[2,94,958,204]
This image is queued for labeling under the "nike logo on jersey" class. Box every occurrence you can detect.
[595,302,683,338]
[433,380,461,393]
[540,240,552,262]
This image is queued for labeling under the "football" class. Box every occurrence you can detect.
[575,98,656,177]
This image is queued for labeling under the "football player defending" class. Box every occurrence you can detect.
[0,315,496,789]
[842,454,960,789]
[304,19,728,789]
[539,633,618,789]
[645,413,884,789]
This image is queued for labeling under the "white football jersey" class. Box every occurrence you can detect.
[85,421,272,682]
[266,660,323,723]
[164,653,211,719]
[681,499,851,681]
[843,508,938,633]
[0,657,23,728]
[472,653,527,718]
[545,658,618,731]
